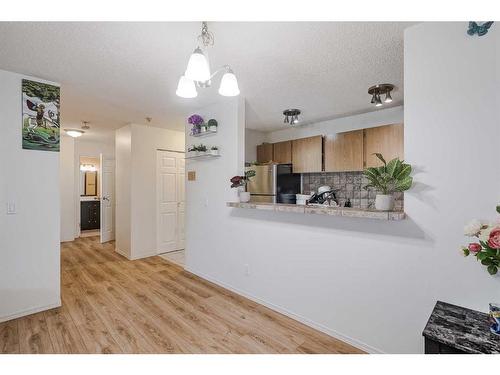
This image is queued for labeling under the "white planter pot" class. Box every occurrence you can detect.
[209,150,219,156]
[375,194,395,211]
[208,126,217,132]
[239,191,251,203]
[200,126,207,133]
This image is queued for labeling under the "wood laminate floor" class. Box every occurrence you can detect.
[0,237,364,354]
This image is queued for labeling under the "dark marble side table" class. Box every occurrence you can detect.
[422,301,500,354]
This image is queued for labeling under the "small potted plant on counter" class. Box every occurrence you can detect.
[363,153,413,211]
[230,170,256,203]
[209,146,219,156]
[207,119,218,132]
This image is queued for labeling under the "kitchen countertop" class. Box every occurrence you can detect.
[226,202,405,220]
[423,301,500,354]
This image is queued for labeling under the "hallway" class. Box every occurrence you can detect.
[0,237,363,354]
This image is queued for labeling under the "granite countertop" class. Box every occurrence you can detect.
[226,202,405,220]
[423,301,500,354]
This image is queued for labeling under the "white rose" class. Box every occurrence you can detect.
[464,219,482,237]
[479,225,493,243]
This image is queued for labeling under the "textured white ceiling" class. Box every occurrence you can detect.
[0,22,413,140]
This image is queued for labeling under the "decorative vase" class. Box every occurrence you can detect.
[375,194,394,211]
[490,303,500,335]
[239,191,251,203]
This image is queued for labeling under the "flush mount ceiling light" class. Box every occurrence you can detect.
[64,129,84,138]
[80,164,96,172]
[283,109,301,125]
[176,22,240,98]
[368,84,394,107]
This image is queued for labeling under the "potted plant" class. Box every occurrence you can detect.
[188,114,204,135]
[208,119,218,132]
[363,153,413,211]
[230,170,256,203]
[197,144,208,154]
[187,145,198,156]
[209,146,219,156]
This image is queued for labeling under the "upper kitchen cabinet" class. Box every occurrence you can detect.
[363,124,404,167]
[256,143,273,163]
[324,130,364,172]
[292,135,323,173]
[272,140,292,164]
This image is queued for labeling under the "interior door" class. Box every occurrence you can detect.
[100,154,115,243]
[157,150,185,253]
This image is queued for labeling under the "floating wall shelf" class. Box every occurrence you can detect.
[190,129,218,137]
[186,153,221,160]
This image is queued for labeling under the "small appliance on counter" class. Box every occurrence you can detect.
[245,164,300,203]
[307,189,339,206]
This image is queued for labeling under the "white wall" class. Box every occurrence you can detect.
[185,23,500,353]
[266,106,403,143]
[245,128,267,163]
[0,69,61,321]
[60,136,75,242]
[115,124,185,259]
[115,125,132,257]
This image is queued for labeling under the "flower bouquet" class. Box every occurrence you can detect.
[188,114,205,135]
[461,205,500,275]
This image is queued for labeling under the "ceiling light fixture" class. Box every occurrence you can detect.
[81,121,90,130]
[368,84,395,107]
[65,129,84,138]
[176,22,240,98]
[80,164,96,172]
[283,109,301,126]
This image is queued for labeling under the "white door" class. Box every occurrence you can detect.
[100,154,115,243]
[157,150,185,253]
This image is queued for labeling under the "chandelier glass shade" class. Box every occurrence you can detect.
[177,22,239,98]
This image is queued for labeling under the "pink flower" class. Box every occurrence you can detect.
[488,227,500,249]
[468,243,482,253]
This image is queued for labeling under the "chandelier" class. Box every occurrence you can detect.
[176,22,240,98]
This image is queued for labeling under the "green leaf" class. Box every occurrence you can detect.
[481,258,493,266]
[395,163,412,180]
[395,176,413,192]
[487,265,498,275]
[373,153,386,166]
[363,168,380,180]
[477,252,488,261]
[497,205,500,214]
[386,158,400,177]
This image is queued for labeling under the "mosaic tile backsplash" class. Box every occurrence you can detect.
[302,171,404,210]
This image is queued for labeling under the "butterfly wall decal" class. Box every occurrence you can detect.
[467,21,494,37]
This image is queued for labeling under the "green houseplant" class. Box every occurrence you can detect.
[363,153,413,210]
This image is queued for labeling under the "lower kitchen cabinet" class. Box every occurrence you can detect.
[81,200,100,231]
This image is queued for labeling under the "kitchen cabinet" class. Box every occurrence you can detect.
[291,135,323,173]
[81,201,100,231]
[272,140,292,164]
[324,130,364,172]
[256,143,273,163]
[363,124,404,167]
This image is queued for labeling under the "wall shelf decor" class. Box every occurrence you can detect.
[186,153,221,160]
[190,129,218,137]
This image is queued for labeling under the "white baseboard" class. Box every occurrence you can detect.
[185,266,384,354]
[115,246,157,261]
[0,300,61,323]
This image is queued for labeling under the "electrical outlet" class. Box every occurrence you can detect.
[244,263,250,276]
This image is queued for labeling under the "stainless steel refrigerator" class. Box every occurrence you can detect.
[245,164,300,203]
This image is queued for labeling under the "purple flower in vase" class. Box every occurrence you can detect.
[188,114,204,126]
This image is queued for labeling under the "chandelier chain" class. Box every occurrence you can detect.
[198,21,214,47]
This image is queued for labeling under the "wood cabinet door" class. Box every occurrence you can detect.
[256,143,273,163]
[324,130,364,172]
[292,136,323,173]
[272,141,292,164]
[363,124,404,167]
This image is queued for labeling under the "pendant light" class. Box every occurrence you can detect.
[218,67,240,96]
[177,22,240,98]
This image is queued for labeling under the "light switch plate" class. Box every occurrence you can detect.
[6,202,16,214]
